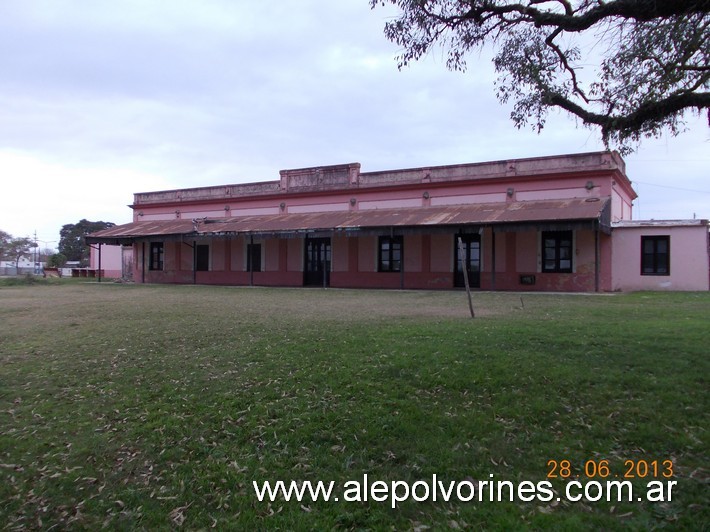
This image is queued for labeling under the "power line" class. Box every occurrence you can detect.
[631,180,710,194]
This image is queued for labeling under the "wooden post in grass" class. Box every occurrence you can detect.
[457,236,475,319]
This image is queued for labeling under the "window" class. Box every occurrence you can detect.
[247,243,261,272]
[149,242,164,271]
[378,236,403,272]
[542,231,573,273]
[195,245,209,271]
[641,236,670,275]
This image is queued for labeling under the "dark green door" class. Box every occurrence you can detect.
[304,238,331,286]
[454,234,481,288]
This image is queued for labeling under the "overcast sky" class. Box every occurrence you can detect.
[1,0,708,247]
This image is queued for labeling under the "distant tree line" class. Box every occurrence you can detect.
[0,230,37,271]
[1,219,114,273]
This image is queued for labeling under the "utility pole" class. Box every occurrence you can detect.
[34,230,38,274]
[457,236,475,319]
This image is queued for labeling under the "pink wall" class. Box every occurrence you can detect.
[430,234,451,272]
[404,234,422,273]
[211,238,226,271]
[612,224,709,291]
[575,231,596,275]
[477,229,608,292]
[332,235,348,272]
[178,242,191,271]
[230,236,245,271]
[287,239,302,272]
[600,234,613,291]
[89,244,123,278]
[495,231,506,272]
[264,239,280,271]
[516,231,537,272]
[358,236,376,272]
[129,228,621,292]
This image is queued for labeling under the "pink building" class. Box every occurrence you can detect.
[87,243,127,279]
[611,220,709,291]
[87,151,709,292]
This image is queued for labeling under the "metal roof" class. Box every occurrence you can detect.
[86,197,611,244]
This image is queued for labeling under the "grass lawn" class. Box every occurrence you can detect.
[0,280,707,530]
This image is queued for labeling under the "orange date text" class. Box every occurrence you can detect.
[546,459,674,480]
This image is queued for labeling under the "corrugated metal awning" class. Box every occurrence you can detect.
[86,197,611,244]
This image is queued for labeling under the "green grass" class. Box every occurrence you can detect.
[0,283,707,530]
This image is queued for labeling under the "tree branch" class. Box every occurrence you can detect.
[456,0,710,33]
[544,28,589,103]
[374,0,710,152]
[547,90,710,134]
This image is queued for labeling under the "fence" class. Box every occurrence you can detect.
[0,267,35,276]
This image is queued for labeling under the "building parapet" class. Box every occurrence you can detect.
[132,151,627,207]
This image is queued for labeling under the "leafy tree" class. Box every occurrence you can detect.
[47,253,68,268]
[0,230,11,260]
[59,219,115,266]
[5,237,36,271]
[370,0,709,153]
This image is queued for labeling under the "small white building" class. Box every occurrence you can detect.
[1,257,36,275]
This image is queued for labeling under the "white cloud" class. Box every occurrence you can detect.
[0,150,171,240]
[0,0,707,243]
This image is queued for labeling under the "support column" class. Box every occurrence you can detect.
[348,237,359,274]
[225,237,232,273]
[491,228,496,291]
[279,239,288,274]
[594,222,600,293]
[400,235,405,290]
[249,235,254,287]
[193,240,197,285]
[421,235,431,274]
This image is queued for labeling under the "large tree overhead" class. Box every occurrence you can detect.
[370,0,710,153]
[59,219,115,265]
